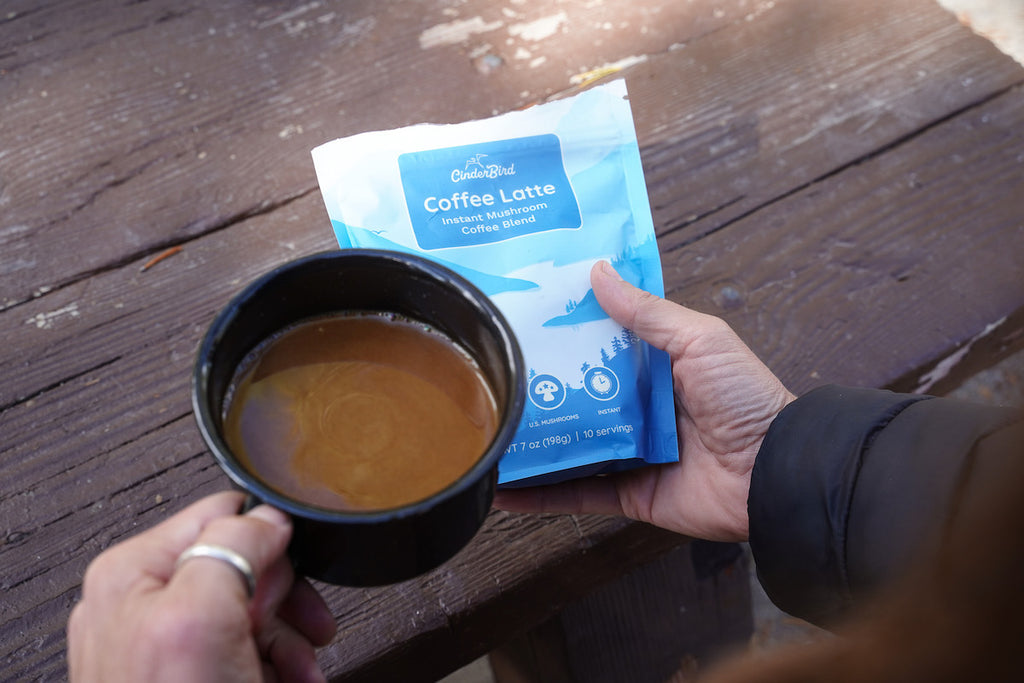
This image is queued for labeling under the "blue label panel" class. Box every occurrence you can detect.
[398,134,581,250]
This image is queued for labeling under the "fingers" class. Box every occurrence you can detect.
[251,554,299,632]
[71,492,332,683]
[79,491,251,607]
[253,560,334,682]
[249,548,335,648]
[168,503,292,603]
[590,260,726,357]
[150,490,250,551]
[277,578,338,647]
[258,616,328,683]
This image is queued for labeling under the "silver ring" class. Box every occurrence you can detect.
[175,543,256,597]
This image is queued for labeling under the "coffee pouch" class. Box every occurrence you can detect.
[311,79,678,486]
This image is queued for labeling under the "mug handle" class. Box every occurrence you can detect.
[240,493,262,514]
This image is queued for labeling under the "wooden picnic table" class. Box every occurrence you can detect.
[2,0,1022,680]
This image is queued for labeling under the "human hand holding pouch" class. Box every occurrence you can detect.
[311,80,678,487]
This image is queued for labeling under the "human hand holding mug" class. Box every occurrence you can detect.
[67,491,336,683]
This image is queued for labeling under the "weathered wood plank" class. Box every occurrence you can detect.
[533,542,752,683]
[660,84,1024,394]
[634,0,1023,247]
[316,519,685,682]
[0,0,760,309]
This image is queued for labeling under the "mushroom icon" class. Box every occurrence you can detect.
[528,373,566,410]
[534,380,559,402]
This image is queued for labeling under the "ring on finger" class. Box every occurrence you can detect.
[175,543,257,597]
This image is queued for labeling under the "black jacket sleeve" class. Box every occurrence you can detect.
[747,384,1022,627]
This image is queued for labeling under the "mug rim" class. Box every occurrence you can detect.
[191,248,525,524]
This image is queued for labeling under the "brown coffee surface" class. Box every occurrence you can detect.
[223,314,499,511]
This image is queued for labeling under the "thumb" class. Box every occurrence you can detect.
[590,260,724,357]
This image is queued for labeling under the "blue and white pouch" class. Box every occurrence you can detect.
[311,80,678,487]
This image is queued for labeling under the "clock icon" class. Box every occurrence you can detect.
[583,367,619,401]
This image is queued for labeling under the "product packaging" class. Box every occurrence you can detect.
[311,79,678,486]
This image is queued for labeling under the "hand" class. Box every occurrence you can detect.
[494,261,794,541]
[67,491,336,683]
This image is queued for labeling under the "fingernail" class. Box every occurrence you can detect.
[246,504,291,530]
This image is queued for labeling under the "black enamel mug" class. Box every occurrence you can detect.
[192,249,525,586]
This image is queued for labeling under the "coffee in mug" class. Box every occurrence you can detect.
[222,313,499,511]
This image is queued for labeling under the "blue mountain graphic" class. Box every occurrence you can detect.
[543,288,606,327]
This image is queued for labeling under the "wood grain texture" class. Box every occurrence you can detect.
[1,0,1022,680]
[555,542,751,683]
